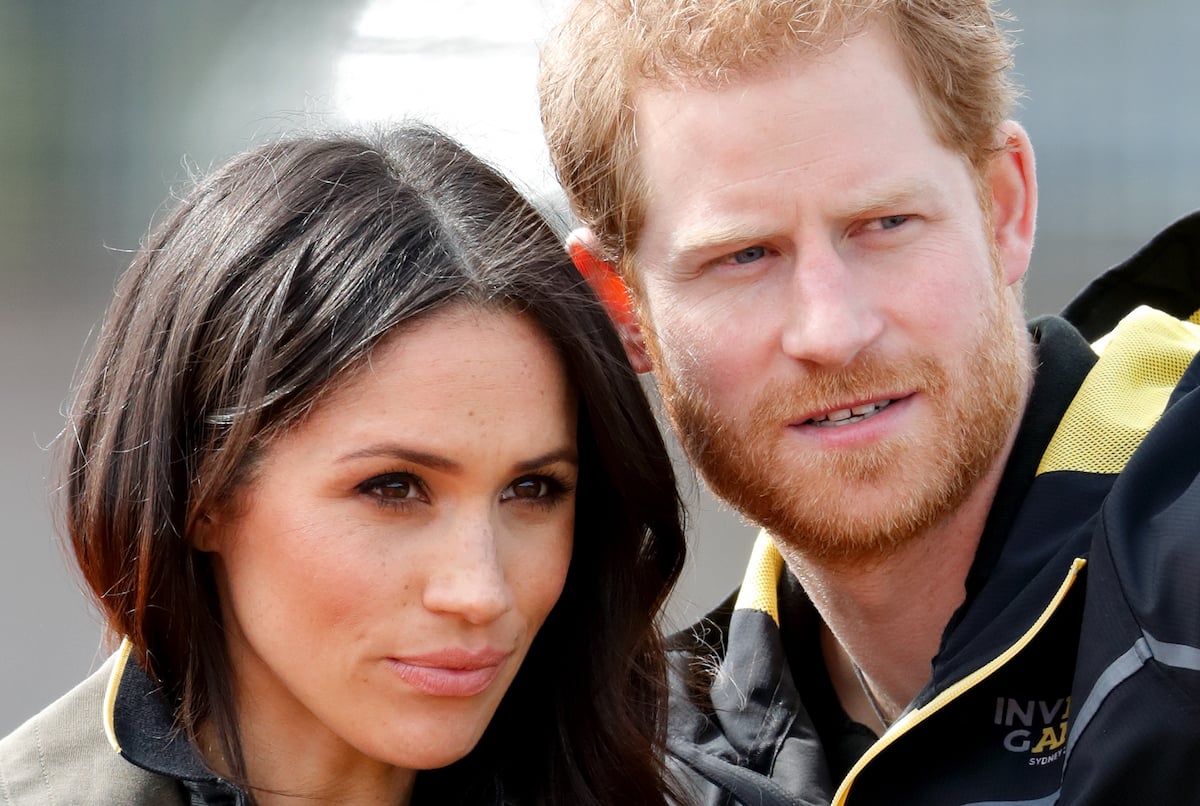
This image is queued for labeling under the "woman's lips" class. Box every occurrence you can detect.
[387,649,510,697]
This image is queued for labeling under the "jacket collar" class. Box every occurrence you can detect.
[1062,210,1200,340]
[105,639,245,804]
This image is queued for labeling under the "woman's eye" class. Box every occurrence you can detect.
[502,476,551,501]
[500,475,567,504]
[358,473,424,504]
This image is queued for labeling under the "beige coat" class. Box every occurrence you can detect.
[0,654,184,805]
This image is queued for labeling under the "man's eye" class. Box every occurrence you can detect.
[878,215,909,230]
[731,246,767,264]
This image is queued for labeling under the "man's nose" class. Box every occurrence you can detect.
[779,246,884,367]
[421,513,514,625]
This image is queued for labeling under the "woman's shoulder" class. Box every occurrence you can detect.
[0,654,184,806]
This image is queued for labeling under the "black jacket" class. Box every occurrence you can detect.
[666,213,1200,805]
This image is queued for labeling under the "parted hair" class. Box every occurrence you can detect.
[60,125,686,804]
[539,0,1018,269]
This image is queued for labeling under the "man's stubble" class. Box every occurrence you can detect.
[648,263,1032,567]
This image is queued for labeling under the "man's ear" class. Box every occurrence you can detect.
[987,121,1038,288]
[566,228,653,373]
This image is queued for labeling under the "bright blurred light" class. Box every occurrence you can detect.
[353,0,546,42]
[333,0,567,205]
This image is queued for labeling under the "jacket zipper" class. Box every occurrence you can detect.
[831,557,1087,805]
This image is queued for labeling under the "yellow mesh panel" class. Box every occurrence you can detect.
[734,530,784,624]
[1038,306,1200,476]
[1189,308,1200,326]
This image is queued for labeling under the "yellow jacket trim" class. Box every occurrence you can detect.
[831,557,1087,805]
[103,637,134,753]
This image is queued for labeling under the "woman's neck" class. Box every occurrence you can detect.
[198,716,417,806]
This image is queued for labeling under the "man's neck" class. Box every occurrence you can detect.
[778,431,1018,733]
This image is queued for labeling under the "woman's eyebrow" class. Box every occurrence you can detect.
[514,447,580,472]
[336,444,579,473]
[336,444,460,472]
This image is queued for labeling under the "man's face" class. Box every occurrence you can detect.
[630,25,1033,565]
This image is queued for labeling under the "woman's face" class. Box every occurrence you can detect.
[201,306,577,781]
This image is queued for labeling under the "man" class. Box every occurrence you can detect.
[539,1,1200,804]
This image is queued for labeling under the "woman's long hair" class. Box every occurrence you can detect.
[60,125,686,804]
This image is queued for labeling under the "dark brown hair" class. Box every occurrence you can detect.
[60,125,686,804]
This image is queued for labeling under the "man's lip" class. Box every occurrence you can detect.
[793,393,911,426]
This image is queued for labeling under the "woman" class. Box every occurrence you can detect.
[0,125,687,804]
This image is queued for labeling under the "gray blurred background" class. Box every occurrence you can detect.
[2,0,1199,734]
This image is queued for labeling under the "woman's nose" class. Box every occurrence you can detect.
[421,514,514,625]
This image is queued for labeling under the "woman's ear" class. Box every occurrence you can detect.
[566,228,652,373]
[191,509,222,554]
[987,121,1038,288]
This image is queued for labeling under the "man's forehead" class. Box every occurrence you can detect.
[630,24,911,161]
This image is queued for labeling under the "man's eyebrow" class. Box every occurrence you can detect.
[667,222,773,265]
[839,178,942,219]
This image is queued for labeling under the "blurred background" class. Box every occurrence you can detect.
[2,0,1199,734]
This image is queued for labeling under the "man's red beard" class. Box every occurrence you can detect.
[652,283,1031,567]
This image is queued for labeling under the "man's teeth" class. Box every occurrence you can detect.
[808,399,893,427]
